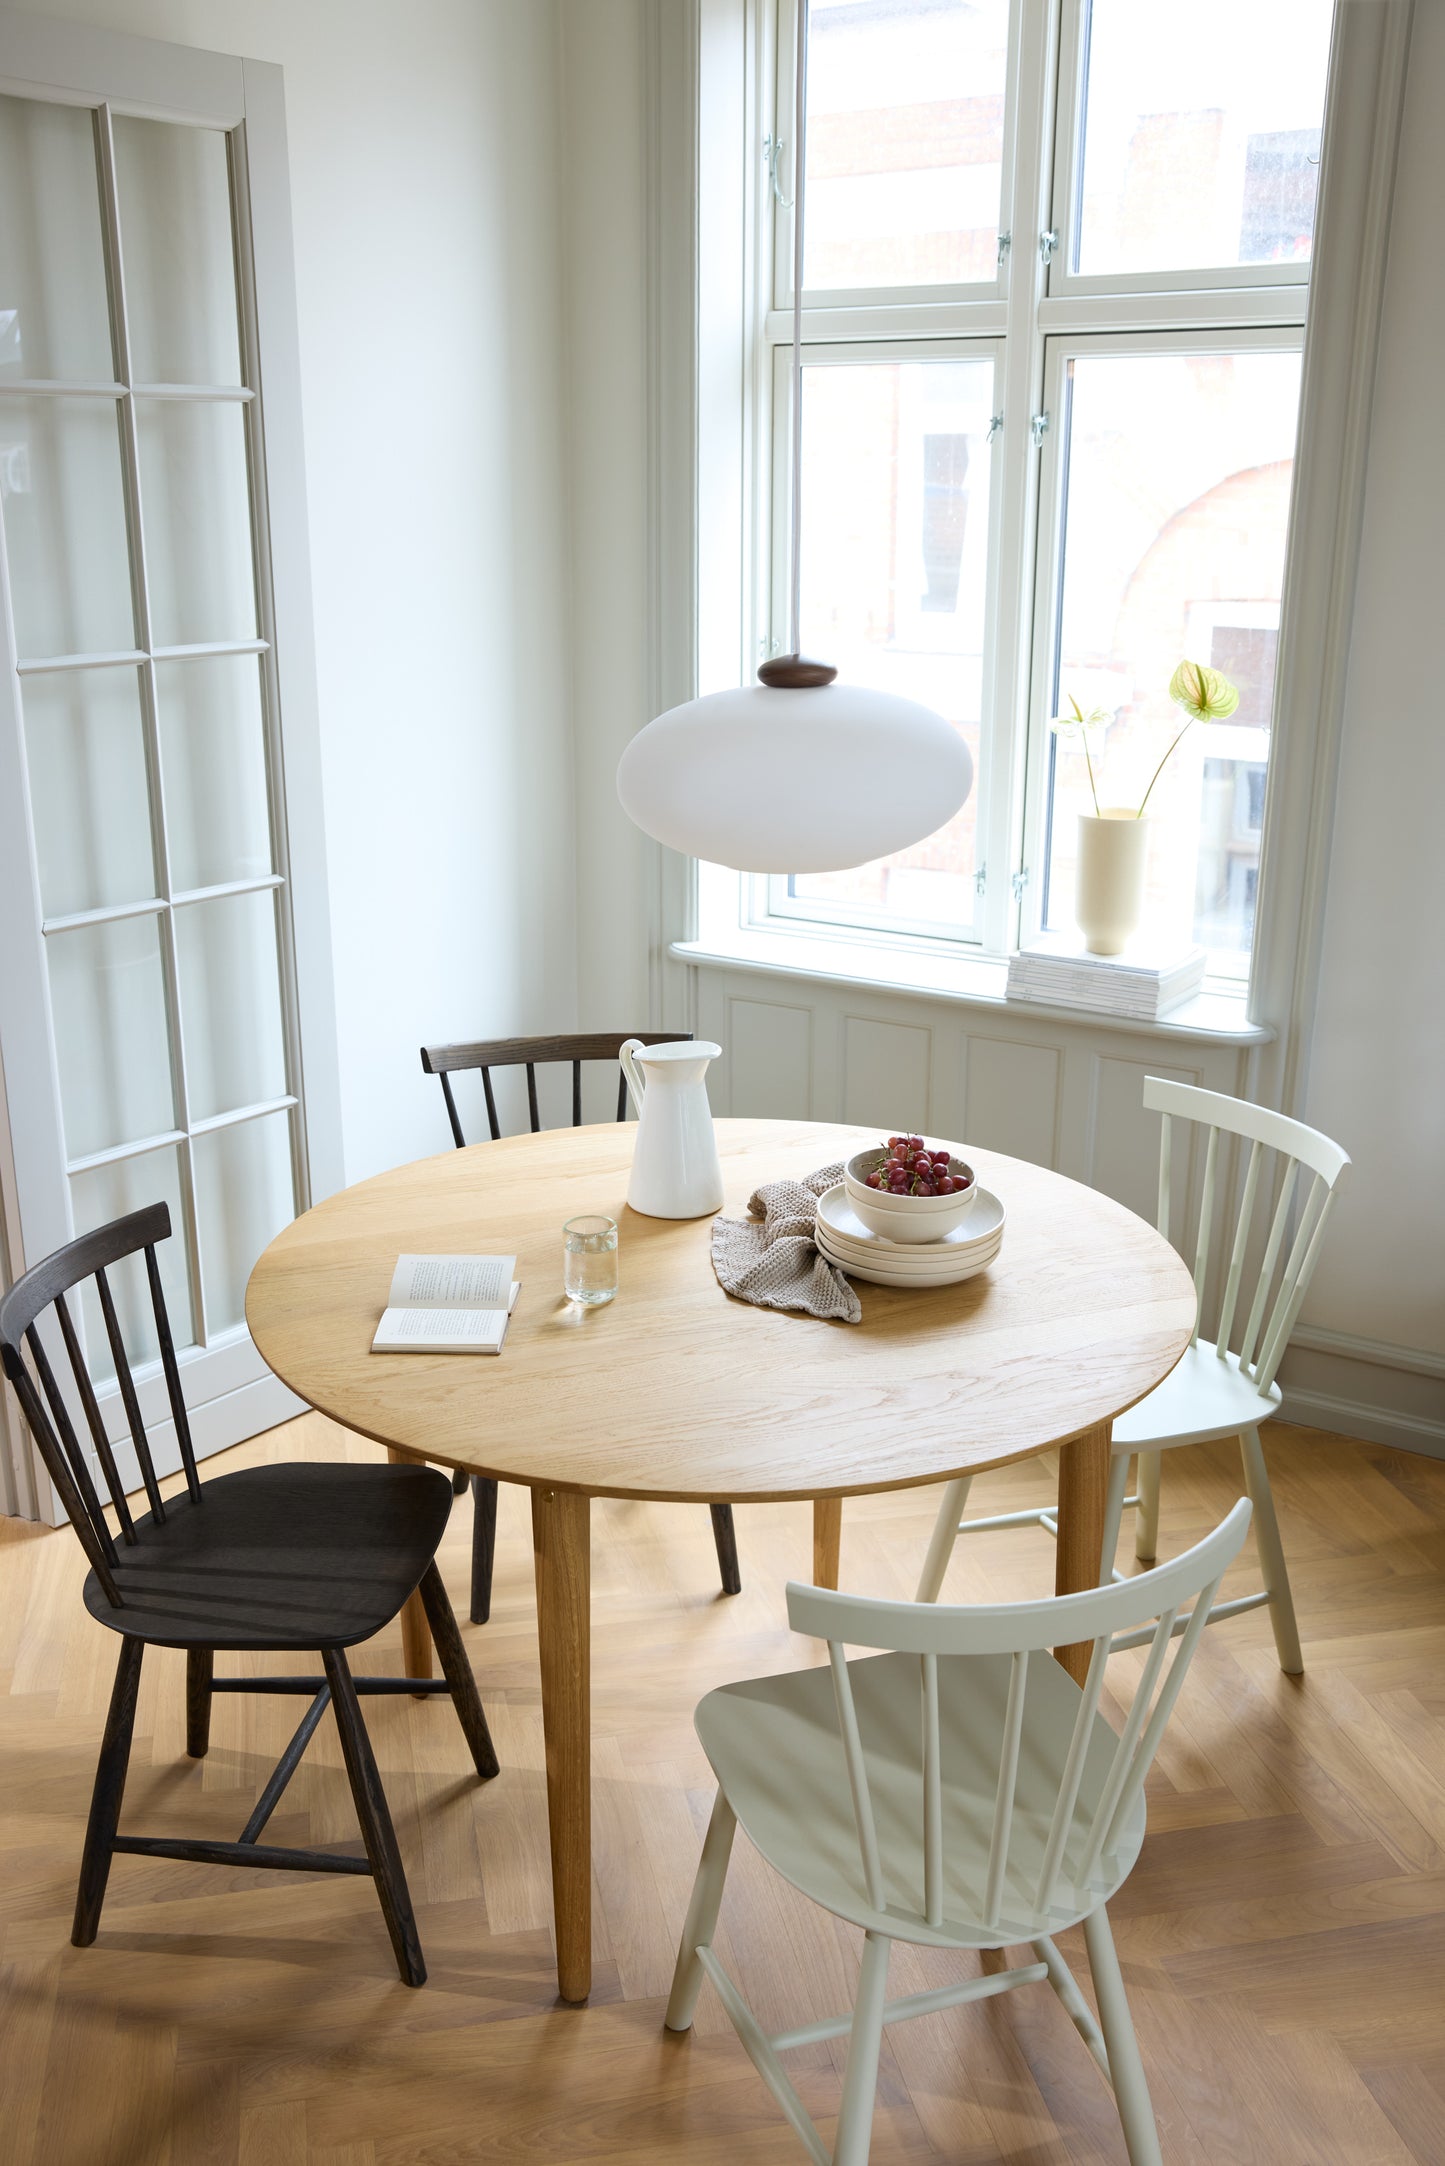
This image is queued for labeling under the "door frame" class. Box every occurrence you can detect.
[0,13,342,1518]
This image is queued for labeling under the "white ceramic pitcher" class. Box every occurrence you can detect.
[618,1038,724,1219]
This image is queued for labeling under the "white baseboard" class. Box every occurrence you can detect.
[1278,1325,1445,1459]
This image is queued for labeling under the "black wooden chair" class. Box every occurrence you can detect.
[420,1030,742,1620]
[0,1203,497,1988]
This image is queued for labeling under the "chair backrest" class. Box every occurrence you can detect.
[419,1031,693,1147]
[1145,1077,1349,1394]
[0,1204,200,1607]
[786,1499,1252,1935]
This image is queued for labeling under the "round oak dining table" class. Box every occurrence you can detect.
[246,1116,1196,2002]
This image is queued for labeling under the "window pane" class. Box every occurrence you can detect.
[1043,346,1302,970]
[175,887,287,1120]
[1075,0,1333,277]
[114,117,242,387]
[136,397,257,646]
[157,654,273,891]
[803,0,1009,292]
[791,353,993,934]
[0,395,135,658]
[47,913,176,1160]
[193,1111,296,1335]
[70,1144,193,1381]
[24,666,155,917]
[0,94,113,383]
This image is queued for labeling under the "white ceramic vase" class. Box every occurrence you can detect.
[618,1038,725,1218]
[1075,809,1150,955]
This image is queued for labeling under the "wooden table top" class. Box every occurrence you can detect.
[246,1118,1196,1504]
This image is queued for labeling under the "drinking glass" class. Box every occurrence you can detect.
[564,1214,618,1306]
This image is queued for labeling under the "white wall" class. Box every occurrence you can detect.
[19,0,578,1181]
[558,0,655,1037]
[1293,0,1445,1414]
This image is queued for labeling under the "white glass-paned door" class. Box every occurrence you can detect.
[0,87,302,1407]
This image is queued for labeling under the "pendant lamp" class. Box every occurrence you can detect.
[617,0,973,875]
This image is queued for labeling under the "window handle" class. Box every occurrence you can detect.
[763,134,793,210]
[1039,229,1060,266]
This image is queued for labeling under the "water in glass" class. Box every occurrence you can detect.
[564,1214,618,1306]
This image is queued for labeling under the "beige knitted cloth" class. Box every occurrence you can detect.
[709,1161,862,1324]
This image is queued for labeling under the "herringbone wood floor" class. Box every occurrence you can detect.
[2,1414,1444,2165]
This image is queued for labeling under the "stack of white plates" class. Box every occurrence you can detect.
[815,1183,1005,1289]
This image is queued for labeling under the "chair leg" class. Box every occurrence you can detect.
[1099,1452,1133,1580]
[832,1930,892,2166]
[665,1789,738,2032]
[416,1561,499,1778]
[916,1476,972,1601]
[1081,1904,1163,2166]
[469,1476,499,1624]
[709,1503,742,1595]
[1238,1425,1304,1675]
[73,1636,144,1947]
[1133,1451,1161,1563]
[451,1466,469,1497]
[322,1647,426,1987]
[186,1647,214,1759]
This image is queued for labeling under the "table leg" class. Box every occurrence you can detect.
[531,1484,592,2003]
[388,1448,434,1693]
[812,1497,842,1589]
[1055,1421,1112,1684]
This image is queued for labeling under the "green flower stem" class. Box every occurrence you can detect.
[1135,719,1195,819]
[1082,730,1102,818]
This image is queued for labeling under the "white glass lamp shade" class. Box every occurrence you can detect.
[616,683,973,873]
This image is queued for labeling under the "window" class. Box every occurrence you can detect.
[746,0,1335,984]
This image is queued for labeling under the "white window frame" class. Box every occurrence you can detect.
[1019,320,1307,968]
[739,0,1326,988]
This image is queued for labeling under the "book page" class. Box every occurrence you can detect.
[387,1253,516,1311]
[371,1281,520,1355]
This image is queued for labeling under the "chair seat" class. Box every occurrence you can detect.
[1112,1340,1281,1452]
[695,1648,1144,1949]
[83,1462,454,1651]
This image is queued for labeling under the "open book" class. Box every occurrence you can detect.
[372,1254,520,1354]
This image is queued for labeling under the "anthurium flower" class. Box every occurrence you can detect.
[1168,660,1240,722]
[1049,694,1113,815]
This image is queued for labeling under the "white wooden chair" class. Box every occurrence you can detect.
[666,1500,1253,2166]
[915,1078,1349,1675]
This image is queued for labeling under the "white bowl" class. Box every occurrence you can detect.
[844,1145,979,1244]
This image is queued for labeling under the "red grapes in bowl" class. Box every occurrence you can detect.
[861,1135,973,1199]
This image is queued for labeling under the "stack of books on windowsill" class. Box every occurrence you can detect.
[1005,936,1208,1022]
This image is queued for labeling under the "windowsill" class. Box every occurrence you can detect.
[670,926,1273,1045]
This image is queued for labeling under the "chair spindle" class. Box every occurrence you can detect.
[146,1243,201,1505]
[438,1071,466,1150]
[25,1325,118,1564]
[53,1289,136,1540]
[481,1067,501,1142]
[525,1063,541,1133]
[1078,1605,1177,1883]
[1255,1183,1336,1394]
[983,1649,1029,1930]
[1215,1135,1264,1359]
[921,1653,943,1928]
[1157,1111,1172,1245]
[572,1060,582,1127]
[1190,1125,1219,1339]
[95,1265,166,1524]
[1034,1633,1111,1915]
[828,1641,887,1911]
[1237,1156,1300,1377]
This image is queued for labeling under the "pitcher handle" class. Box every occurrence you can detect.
[618,1038,646,1116]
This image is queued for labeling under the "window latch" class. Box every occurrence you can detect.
[997,230,1012,265]
[762,134,793,210]
[1030,412,1049,449]
[1011,868,1030,900]
[1039,229,1060,266]
[975,864,987,896]
[986,413,1003,444]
